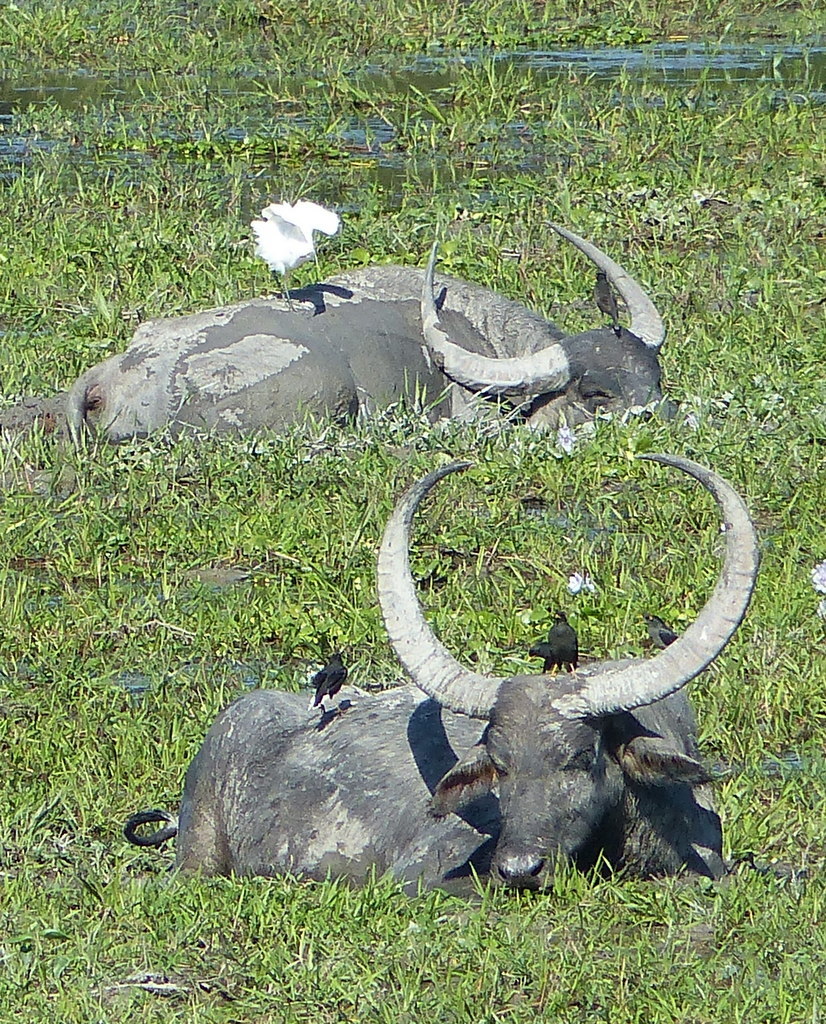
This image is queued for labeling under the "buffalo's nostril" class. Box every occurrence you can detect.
[496,854,545,883]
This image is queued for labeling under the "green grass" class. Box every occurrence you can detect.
[0,0,821,71]
[2,420,826,1020]
[2,4,826,1022]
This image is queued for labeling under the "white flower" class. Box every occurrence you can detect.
[811,561,826,595]
[567,572,596,595]
[556,425,576,455]
[683,412,700,431]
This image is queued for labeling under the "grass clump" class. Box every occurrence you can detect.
[0,0,822,70]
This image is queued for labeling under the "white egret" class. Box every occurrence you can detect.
[251,200,340,307]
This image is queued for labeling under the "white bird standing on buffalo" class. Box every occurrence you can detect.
[251,200,340,307]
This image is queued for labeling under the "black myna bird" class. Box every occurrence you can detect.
[594,270,622,337]
[530,611,578,674]
[645,614,678,649]
[309,651,348,712]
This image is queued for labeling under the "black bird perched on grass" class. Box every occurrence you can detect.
[530,611,578,674]
[594,270,622,337]
[645,614,678,649]
[309,651,348,712]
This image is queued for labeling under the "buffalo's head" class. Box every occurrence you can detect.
[377,457,758,887]
[420,225,675,427]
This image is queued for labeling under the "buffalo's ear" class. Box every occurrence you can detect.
[431,745,499,817]
[617,736,714,786]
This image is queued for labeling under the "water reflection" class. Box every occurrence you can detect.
[505,41,824,85]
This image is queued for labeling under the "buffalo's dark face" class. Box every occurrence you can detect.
[431,677,715,890]
[431,680,618,890]
[486,711,615,889]
[527,327,675,427]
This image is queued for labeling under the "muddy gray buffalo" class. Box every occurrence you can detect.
[62,225,671,443]
[125,454,758,891]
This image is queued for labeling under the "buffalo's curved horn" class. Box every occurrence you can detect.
[549,224,665,351]
[554,453,758,720]
[377,462,504,719]
[420,245,572,397]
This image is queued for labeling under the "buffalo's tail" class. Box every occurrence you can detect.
[124,809,178,848]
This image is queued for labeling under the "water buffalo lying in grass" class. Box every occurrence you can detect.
[125,454,758,891]
[63,226,671,442]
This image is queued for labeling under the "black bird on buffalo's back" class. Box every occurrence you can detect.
[309,651,348,712]
[645,614,678,649]
[594,270,622,337]
[530,611,578,674]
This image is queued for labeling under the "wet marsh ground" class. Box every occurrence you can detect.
[1,1,826,1020]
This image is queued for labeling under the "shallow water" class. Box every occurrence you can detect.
[1,42,824,116]
[0,41,823,189]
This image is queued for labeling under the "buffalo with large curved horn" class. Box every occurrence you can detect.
[14,226,671,442]
[419,224,665,401]
[124,455,756,890]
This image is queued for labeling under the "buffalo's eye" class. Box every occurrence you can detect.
[581,388,612,409]
[84,388,104,414]
[486,730,512,775]
[564,747,596,771]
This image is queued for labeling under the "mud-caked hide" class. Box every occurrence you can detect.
[125,454,757,891]
[68,226,672,442]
